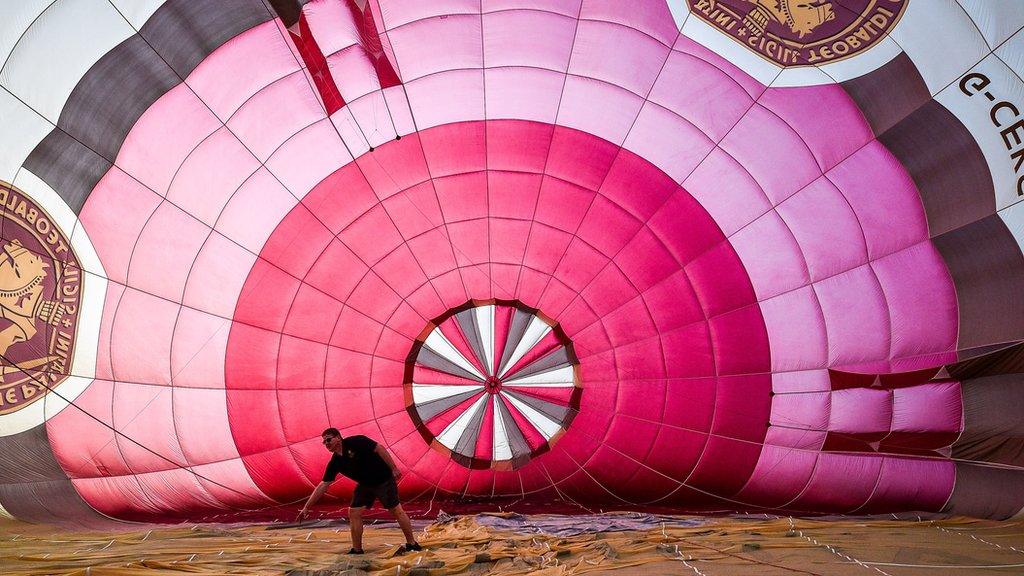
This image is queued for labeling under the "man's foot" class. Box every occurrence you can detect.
[396,542,422,554]
[347,547,364,554]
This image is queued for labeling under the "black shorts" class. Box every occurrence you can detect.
[351,478,400,509]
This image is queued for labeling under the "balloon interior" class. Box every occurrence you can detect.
[0,2,1023,570]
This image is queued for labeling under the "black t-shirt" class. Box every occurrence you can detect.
[322,435,393,486]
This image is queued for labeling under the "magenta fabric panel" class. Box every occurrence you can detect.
[684,148,772,237]
[720,104,821,206]
[127,202,211,303]
[165,127,260,228]
[871,243,958,363]
[114,83,222,196]
[813,265,891,366]
[650,50,755,144]
[828,388,892,438]
[735,445,818,507]
[78,167,162,285]
[759,85,874,173]
[827,141,929,260]
[482,9,577,72]
[776,176,869,283]
[857,457,955,514]
[789,453,883,513]
[109,382,187,473]
[568,20,670,97]
[226,71,325,163]
[885,381,963,450]
[183,233,258,320]
[759,288,827,372]
[729,210,810,301]
[48,378,131,479]
[768,390,828,450]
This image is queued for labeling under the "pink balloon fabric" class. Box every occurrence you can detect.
[34,0,969,520]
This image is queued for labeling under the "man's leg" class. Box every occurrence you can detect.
[388,504,417,545]
[348,506,366,551]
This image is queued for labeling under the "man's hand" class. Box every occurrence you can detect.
[296,509,309,523]
[392,468,403,481]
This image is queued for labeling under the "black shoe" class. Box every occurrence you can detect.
[397,542,422,554]
[347,547,364,554]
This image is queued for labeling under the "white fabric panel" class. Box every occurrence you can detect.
[498,316,550,378]
[996,27,1024,86]
[1,0,134,124]
[412,383,483,403]
[957,0,1024,49]
[0,87,52,181]
[108,0,166,30]
[504,393,561,440]
[437,393,487,449]
[0,0,52,69]
[475,304,494,376]
[889,0,990,95]
[424,330,485,380]
[935,53,1024,211]
[505,365,574,386]
[491,395,512,460]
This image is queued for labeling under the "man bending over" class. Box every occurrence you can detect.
[297,428,422,554]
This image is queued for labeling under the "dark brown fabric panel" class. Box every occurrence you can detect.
[0,425,68,483]
[948,342,1024,380]
[0,424,109,526]
[879,101,995,237]
[933,215,1024,351]
[0,479,114,528]
[57,35,179,164]
[139,0,274,79]
[943,463,1024,519]
[267,0,302,27]
[22,129,112,213]
[953,374,1024,467]
[841,52,931,136]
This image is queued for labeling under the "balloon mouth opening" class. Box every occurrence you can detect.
[403,299,581,470]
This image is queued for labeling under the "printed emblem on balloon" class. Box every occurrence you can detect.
[0,181,80,416]
[689,0,907,67]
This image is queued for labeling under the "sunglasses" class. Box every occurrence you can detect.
[322,436,338,445]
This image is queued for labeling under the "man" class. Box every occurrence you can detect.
[297,428,422,554]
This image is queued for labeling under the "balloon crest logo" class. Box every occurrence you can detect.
[0,182,80,416]
[689,0,908,67]
[404,300,581,470]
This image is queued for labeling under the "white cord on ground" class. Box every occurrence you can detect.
[788,517,892,576]
[932,523,1024,555]
[671,543,708,575]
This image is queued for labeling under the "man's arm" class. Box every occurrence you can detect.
[374,444,403,480]
[296,481,331,521]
